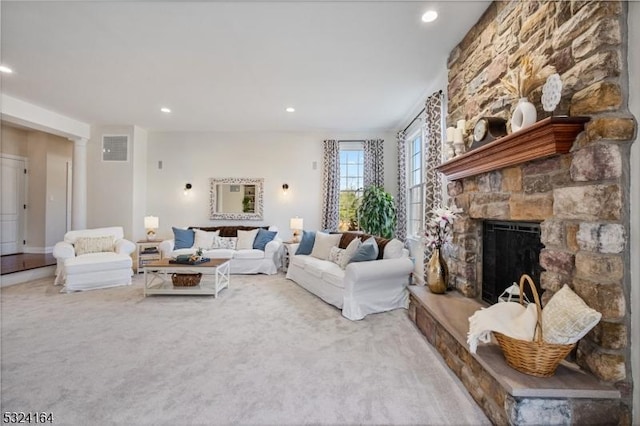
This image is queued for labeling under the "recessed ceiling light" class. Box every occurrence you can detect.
[285,107,295,113]
[160,107,171,113]
[421,10,438,23]
[0,65,13,74]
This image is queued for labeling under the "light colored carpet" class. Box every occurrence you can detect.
[1,273,489,425]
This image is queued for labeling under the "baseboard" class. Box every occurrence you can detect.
[23,246,54,254]
[0,266,55,287]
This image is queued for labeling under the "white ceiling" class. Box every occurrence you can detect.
[1,1,490,133]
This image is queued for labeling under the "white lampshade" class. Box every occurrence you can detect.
[144,216,159,229]
[290,217,303,230]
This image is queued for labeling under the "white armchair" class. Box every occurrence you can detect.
[53,226,135,292]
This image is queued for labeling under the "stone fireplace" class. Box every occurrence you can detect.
[445,152,585,305]
[410,118,630,422]
[408,1,636,423]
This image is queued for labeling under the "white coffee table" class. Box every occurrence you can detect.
[143,258,230,297]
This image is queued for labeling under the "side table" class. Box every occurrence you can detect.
[136,240,162,273]
[281,241,298,272]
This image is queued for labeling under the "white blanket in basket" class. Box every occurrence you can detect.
[467,302,538,353]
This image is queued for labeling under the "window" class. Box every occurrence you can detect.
[339,143,364,232]
[407,131,424,237]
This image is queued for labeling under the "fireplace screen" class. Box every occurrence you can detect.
[482,221,543,304]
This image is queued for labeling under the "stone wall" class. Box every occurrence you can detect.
[444,0,636,416]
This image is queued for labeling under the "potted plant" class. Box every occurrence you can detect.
[242,196,253,213]
[356,186,397,239]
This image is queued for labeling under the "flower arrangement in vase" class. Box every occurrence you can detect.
[425,205,460,250]
[500,53,556,132]
[424,205,461,294]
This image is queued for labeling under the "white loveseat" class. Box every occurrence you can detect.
[159,226,282,275]
[53,226,135,292]
[286,232,414,320]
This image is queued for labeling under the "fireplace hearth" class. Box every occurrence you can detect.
[482,220,543,304]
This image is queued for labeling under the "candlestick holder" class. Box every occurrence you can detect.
[448,119,469,158]
[453,142,465,157]
[445,141,455,160]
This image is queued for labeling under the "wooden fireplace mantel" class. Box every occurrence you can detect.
[436,116,590,181]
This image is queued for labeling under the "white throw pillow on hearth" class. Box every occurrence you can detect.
[542,285,602,345]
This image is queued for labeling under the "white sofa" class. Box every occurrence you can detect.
[53,226,135,292]
[286,233,414,320]
[159,226,282,275]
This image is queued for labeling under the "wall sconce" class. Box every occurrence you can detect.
[290,217,303,242]
[184,183,192,195]
[282,183,289,194]
[144,215,159,241]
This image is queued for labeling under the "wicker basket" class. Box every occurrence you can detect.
[493,274,575,377]
[171,273,202,287]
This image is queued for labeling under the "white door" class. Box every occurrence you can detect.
[1,156,26,255]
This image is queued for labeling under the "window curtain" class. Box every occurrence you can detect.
[423,91,444,257]
[395,131,407,241]
[321,139,340,231]
[363,139,384,188]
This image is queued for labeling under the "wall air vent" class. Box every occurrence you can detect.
[102,135,129,162]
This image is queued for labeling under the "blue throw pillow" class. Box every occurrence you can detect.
[253,228,277,251]
[173,227,195,249]
[349,237,379,263]
[295,230,316,255]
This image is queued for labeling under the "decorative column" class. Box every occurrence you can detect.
[71,137,88,230]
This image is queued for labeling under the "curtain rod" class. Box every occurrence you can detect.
[403,108,425,133]
[402,89,443,133]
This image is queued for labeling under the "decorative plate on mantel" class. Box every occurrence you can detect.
[541,73,562,113]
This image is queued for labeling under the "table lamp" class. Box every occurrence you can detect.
[290,217,304,243]
[144,216,159,241]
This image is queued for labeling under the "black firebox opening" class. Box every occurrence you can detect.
[482,221,544,304]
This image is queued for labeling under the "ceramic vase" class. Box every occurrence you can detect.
[426,248,449,294]
[510,97,537,132]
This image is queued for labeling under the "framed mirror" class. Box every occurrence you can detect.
[209,178,264,220]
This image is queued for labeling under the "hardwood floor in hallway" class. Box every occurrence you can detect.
[1,253,56,275]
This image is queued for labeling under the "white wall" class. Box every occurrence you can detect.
[146,131,397,242]
[628,2,639,422]
[45,142,72,246]
[26,133,47,248]
[1,125,28,157]
[88,125,149,241]
[87,125,135,236]
[132,126,148,241]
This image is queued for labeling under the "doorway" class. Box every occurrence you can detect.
[1,155,27,255]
